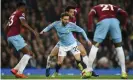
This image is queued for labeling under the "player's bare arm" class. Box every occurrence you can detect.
[20,18,39,38]
[4,23,10,35]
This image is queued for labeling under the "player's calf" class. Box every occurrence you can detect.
[74,53,83,71]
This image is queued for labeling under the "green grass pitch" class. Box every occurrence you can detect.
[1,75,133,79]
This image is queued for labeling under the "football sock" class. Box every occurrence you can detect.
[17,54,31,74]
[76,60,83,71]
[46,56,51,68]
[83,56,90,71]
[55,64,61,73]
[88,45,98,71]
[14,60,21,70]
[116,47,126,73]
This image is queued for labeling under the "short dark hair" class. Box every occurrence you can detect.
[61,12,70,18]
[17,2,26,8]
[65,6,75,12]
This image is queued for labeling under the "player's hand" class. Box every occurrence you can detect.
[87,40,92,46]
[33,31,39,38]
[40,31,44,34]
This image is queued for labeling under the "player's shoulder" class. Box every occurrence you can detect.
[14,10,25,16]
[68,22,76,25]
[51,21,61,26]
[53,21,61,24]
[93,4,101,8]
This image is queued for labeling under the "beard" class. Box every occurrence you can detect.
[62,22,68,26]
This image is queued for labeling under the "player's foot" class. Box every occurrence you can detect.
[78,63,83,71]
[15,74,28,78]
[81,69,92,79]
[11,68,18,75]
[121,72,128,79]
[51,72,58,77]
[46,68,50,77]
[92,71,99,77]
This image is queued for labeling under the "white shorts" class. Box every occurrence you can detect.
[58,42,80,56]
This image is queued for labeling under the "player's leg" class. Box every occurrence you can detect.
[53,56,65,76]
[110,18,127,79]
[51,47,66,77]
[114,42,127,79]
[77,41,99,77]
[17,46,32,74]
[46,43,59,77]
[70,45,83,71]
[8,35,32,78]
[87,19,110,75]
[47,43,59,68]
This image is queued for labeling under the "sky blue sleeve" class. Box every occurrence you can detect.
[70,23,89,41]
[42,22,55,32]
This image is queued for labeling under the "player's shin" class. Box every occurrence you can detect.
[46,55,51,77]
[116,47,126,73]
[14,61,21,70]
[17,54,31,74]
[76,60,83,71]
[55,63,61,73]
[83,56,89,70]
[88,45,98,71]
[74,53,83,71]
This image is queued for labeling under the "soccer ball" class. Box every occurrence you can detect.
[81,69,92,79]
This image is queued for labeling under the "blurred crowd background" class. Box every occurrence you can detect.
[1,0,133,71]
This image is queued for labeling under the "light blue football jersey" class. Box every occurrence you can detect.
[42,21,89,46]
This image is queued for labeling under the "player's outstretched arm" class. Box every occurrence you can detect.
[70,23,92,46]
[118,9,128,29]
[20,18,39,38]
[40,22,55,34]
[88,8,96,32]
[79,28,92,46]
[4,23,10,35]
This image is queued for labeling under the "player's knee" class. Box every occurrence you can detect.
[57,61,62,65]
[27,51,33,56]
[74,54,81,61]
[80,52,86,57]
[78,45,87,57]
[114,42,122,47]
[79,48,87,57]
[93,41,100,47]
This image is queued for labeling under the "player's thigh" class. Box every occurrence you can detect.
[7,35,27,51]
[71,46,81,61]
[93,19,110,43]
[50,43,59,57]
[109,18,122,43]
[58,48,66,64]
[77,42,87,56]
